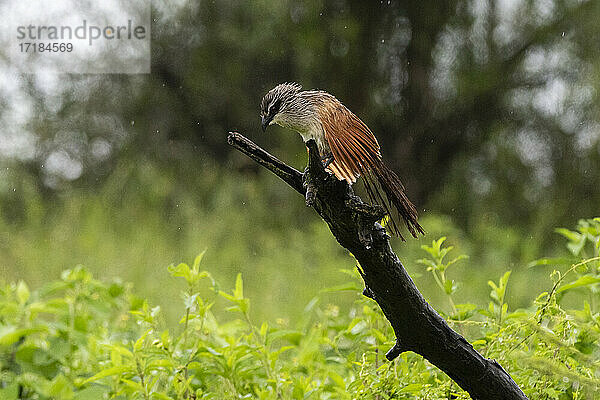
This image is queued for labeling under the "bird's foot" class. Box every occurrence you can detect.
[321,153,334,169]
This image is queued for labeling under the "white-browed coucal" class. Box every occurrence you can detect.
[261,83,424,240]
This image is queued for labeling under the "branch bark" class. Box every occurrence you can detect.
[227,132,528,400]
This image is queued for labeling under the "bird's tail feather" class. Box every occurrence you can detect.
[362,161,424,240]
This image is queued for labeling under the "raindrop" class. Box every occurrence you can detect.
[130,120,135,126]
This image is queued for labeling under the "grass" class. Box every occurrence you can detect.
[0,160,578,326]
[0,219,598,399]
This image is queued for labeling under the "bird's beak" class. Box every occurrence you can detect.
[261,115,272,132]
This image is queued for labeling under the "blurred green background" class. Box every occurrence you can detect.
[1,0,599,325]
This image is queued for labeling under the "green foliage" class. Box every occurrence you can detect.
[0,164,361,326]
[2,164,556,329]
[418,237,468,316]
[555,218,600,260]
[1,219,599,399]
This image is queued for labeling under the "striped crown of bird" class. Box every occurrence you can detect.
[260,82,424,240]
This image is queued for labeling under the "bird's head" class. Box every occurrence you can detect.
[260,82,302,132]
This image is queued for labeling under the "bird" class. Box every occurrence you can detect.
[260,82,424,240]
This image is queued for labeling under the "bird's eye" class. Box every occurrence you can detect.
[269,99,282,116]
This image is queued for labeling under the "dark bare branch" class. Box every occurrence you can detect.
[227,132,528,400]
[228,132,304,193]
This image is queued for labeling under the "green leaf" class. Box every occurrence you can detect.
[238,298,249,313]
[446,254,468,267]
[416,258,437,270]
[444,279,454,295]
[435,236,447,249]
[218,291,236,302]
[567,240,587,256]
[107,344,133,359]
[556,228,587,255]
[151,393,173,400]
[527,257,576,268]
[400,383,424,394]
[328,371,345,388]
[147,359,174,371]
[16,281,30,305]
[349,320,367,335]
[258,321,268,337]
[574,330,597,355]
[438,246,452,261]
[0,325,47,346]
[270,345,295,359]
[134,329,151,351]
[82,366,131,384]
[168,263,191,282]
[266,330,303,345]
[192,251,206,273]
[234,273,244,299]
[47,374,74,399]
[370,328,388,343]
[121,378,144,392]
[499,271,511,288]
[555,228,581,242]
[347,317,362,332]
[110,349,122,366]
[557,275,600,293]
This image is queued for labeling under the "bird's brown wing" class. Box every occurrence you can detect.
[318,96,423,239]
[318,98,380,184]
